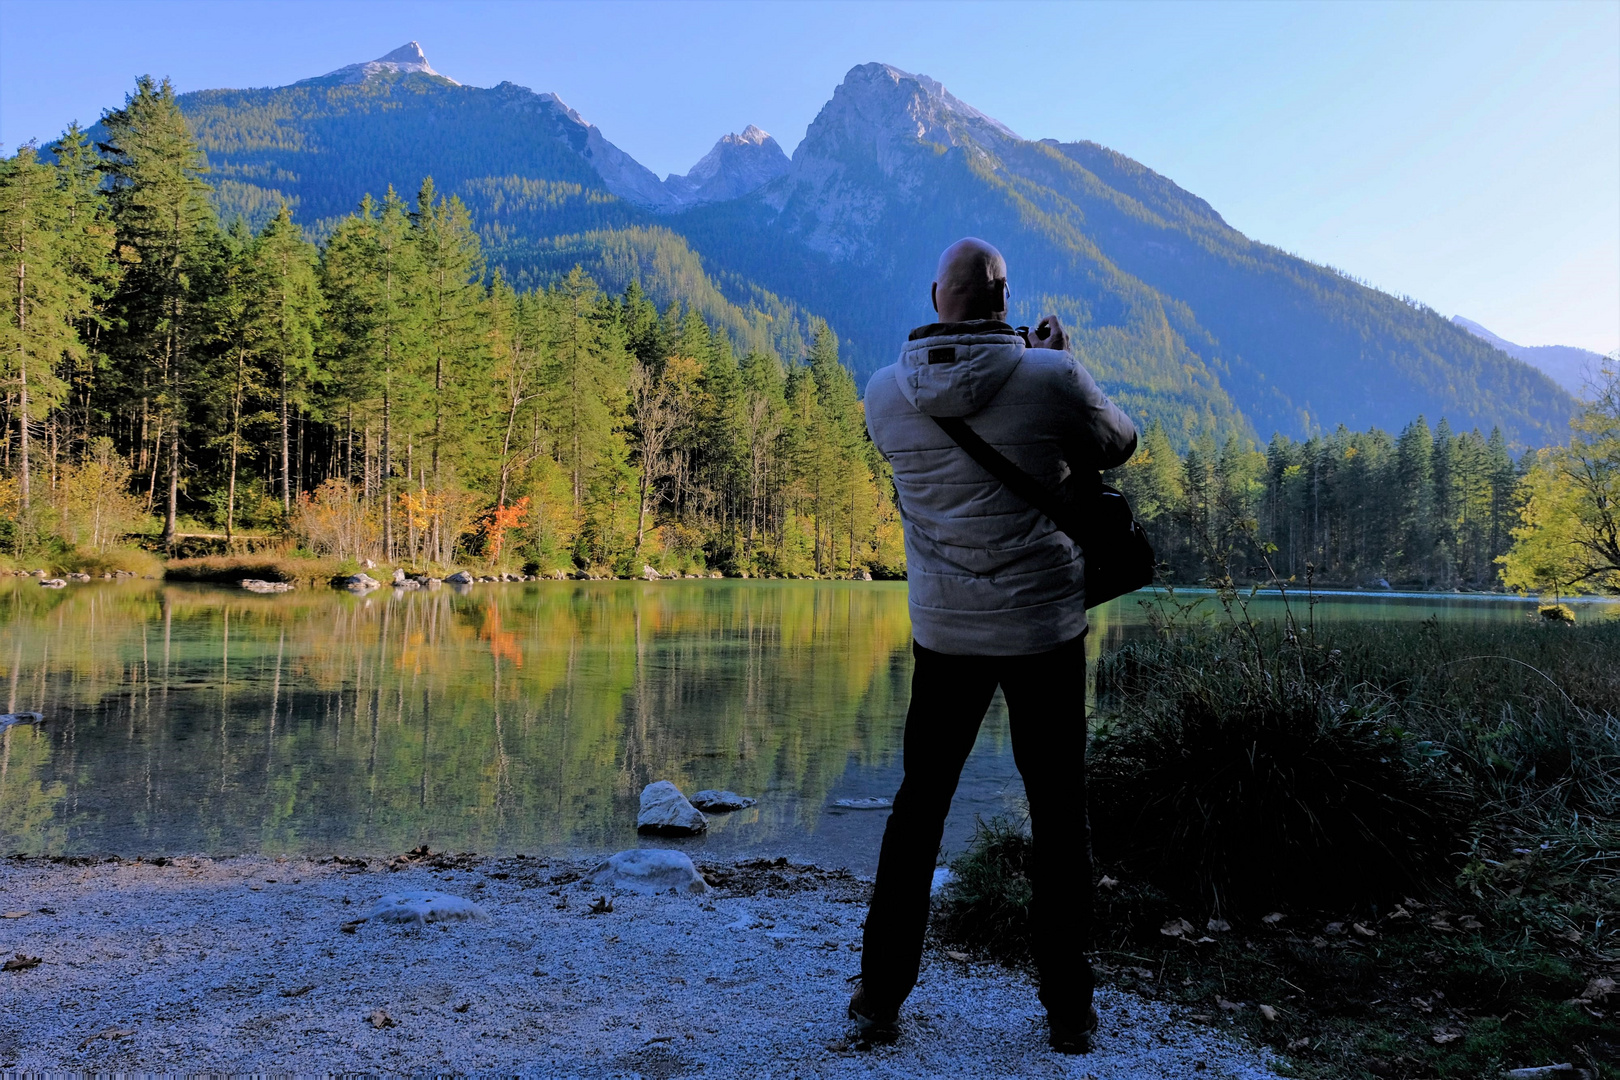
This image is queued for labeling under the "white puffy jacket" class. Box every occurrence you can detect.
[865,320,1137,655]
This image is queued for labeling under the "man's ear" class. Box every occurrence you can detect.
[931,282,939,314]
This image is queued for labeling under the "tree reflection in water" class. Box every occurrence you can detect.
[0,580,919,859]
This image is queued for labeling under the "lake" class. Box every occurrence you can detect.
[1,579,1610,872]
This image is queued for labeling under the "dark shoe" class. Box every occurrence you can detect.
[1048,1004,1099,1054]
[847,984,900,1043]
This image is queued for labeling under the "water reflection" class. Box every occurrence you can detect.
[0,580,1600,869]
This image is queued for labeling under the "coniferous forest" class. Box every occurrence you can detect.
[0,77,1599,590]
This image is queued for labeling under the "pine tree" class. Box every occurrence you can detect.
[100,76,218,546]
[1395,416,1435,585]
[0,146,91,516]
[412,179,483,535]
[247,205,321,512]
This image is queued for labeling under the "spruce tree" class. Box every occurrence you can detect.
[248,205,321,511]
[100,76,219,546]
[0,146,89,516]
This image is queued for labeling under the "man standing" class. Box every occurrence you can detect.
[852,238,1138,1053]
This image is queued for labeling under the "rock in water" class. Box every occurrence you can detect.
[40,579,66,589]
[690,790,756,812]
[444,570,474,585]
[240,579,293,593]
[832,797,893,810]
[361,890,488,925]
[339,573,379,591]
[587,850,710,895]
[392,568,406,584]
[637,781,708,835]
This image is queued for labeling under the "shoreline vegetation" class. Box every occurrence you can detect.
[940,600,1620,1080]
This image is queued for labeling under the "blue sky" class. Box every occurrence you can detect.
[2,0,1616,354]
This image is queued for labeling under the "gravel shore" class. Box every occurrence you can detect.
[0,852,1283,1077]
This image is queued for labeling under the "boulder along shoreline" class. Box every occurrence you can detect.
[0,851,1282,1077]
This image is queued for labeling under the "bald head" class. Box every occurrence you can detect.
[932,238,1007,323]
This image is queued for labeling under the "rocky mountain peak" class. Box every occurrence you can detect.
[665,126,790,206]
[796,62,1020,167]
[313,40,459,86]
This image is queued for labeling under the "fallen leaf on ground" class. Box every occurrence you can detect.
[453,1002,471,1013]
[1387,905,1412,920]
[588,895,613,914]
[1323,921,1346,935]
[1217,998,1244,1012]
[1261,912,1286,926]
[1287,1038,1311,1051]
[280,984,315,998]
[339,919,364,934]
[1259,1005,1279,1022]
[1557,928,1583,943]
[1207,918,1231,933]
[1431,1027,1463,1045]
[945,950,971,962]
[1192,935,1217,945]
[1352,922,1377,938]
[1160,918,1195,938]
[1098,875,1119,890]
[1456,915,1483,930]
[367,1009,396,1029]
[1,911,29,919]
[76,1027,134,1049]
[2,954,41,971]
[1578,977,1616,1002]
[1126,966,1156,980]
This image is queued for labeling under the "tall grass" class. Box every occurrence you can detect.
[1087,606,1619,917]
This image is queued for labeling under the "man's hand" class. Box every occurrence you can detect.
[1028,314,1069,351]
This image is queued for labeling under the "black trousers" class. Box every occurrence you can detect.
[860,633,1094,1018]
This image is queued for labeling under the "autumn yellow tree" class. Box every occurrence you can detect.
[1499,364,1620,595]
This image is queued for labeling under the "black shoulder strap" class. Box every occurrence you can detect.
[931,415,1072,530]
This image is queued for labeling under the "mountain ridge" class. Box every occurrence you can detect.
[1451,316,1607,397]
[139,43,1575,448]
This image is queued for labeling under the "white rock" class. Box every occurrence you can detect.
[587,849,710,896]
[832,797,892,810]
[361,890,488,925]
[240,579,293,593]
[361,558,377,569]
[0,712,44,730]
[339,573,378,590]
[690,789,756,812]
[40,578,66,589]
[392,568,406,583]
[637,780,708,835]
[444,571,474,585]
[643,564,660,580]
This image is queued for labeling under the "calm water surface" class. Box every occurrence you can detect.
[1,579,1607,871]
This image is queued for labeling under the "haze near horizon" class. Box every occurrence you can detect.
[1,0,1615,356]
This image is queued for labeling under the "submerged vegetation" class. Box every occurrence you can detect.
[939,601,1620,1078]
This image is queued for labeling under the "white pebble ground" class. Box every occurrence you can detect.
[0,853,1284,1078]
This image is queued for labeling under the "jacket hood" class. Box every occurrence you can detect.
[897,320,1025,418]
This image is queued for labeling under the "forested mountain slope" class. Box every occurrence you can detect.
[143,46,1573,447]
[670,64,1574,446]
